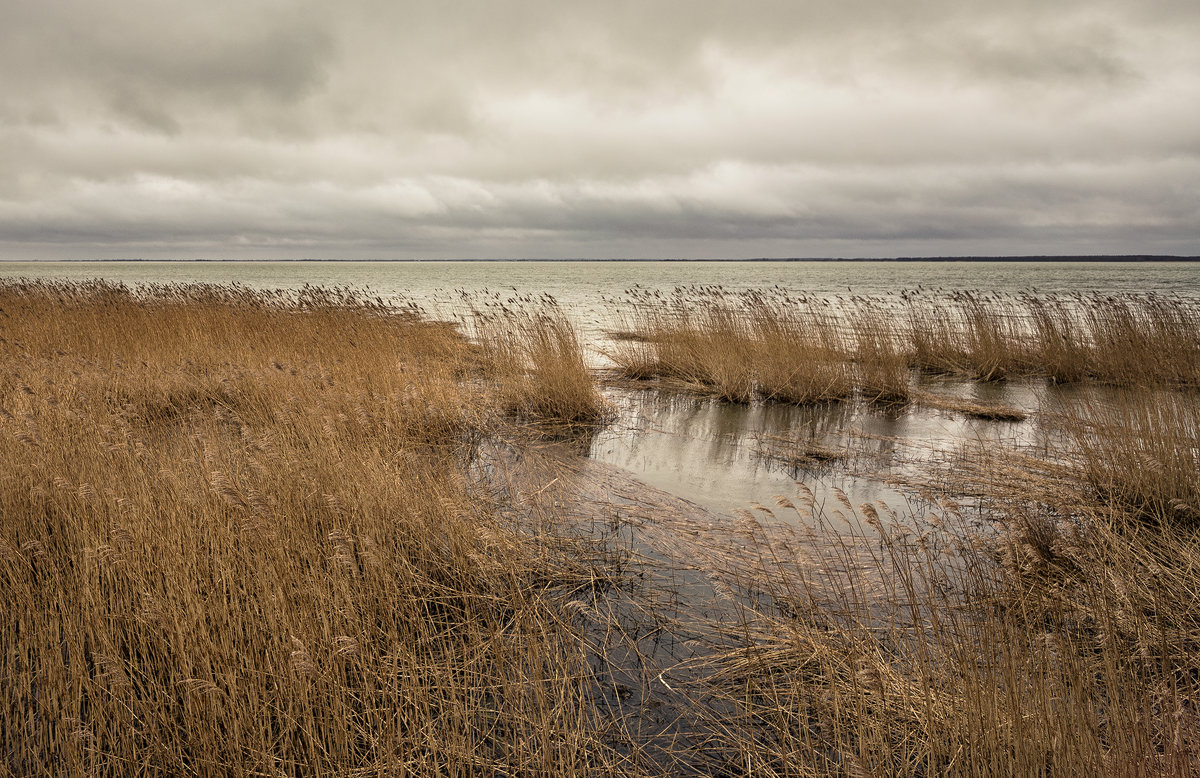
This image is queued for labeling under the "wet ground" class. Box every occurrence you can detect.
[480,358,1138,770]
[486,385,1007,772]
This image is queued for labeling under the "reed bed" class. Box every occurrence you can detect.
[467,291,613,426]
[1052,388,1200,527]
[606,288,1200,404]
[5,279,1200,776]
[476,381,1200,776]
[635,408,1200,776]
[0,280,628,775]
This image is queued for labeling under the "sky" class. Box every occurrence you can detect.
[1,0,1198,260]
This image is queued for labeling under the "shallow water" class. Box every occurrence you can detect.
[4,258,1185,524]
[588,381,1044,529]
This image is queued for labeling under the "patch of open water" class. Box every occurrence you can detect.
[587,379,1049,530]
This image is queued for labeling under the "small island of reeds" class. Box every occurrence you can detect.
[4,279,1200,776]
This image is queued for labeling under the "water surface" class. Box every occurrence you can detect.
[5,259,1186,525]
[3,260,1196,308]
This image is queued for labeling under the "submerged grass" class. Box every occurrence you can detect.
[912,391,1029,421]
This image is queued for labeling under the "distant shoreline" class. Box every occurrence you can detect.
[9,255,1200,263]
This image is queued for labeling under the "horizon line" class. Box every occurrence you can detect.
[5,254,1200,263]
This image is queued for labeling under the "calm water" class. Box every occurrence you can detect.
[590,382,1044,524]
[2,260,1197,313]
[5,259,1194,522]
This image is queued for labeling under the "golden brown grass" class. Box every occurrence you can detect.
[606,288,761,402]
[469,293,613,426]
[905,290,1200,386]
[607,289,861,404]
[0,280,625,775]
[651,442,1200,775]
[850,305,912,404]
[606,288,916,404]
[1053,387,1200,526]
[5,279,1200,776]
[746,293,856,405]
[607,288,1200,405]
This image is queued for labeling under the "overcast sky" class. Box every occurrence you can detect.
[1,0,1198,259]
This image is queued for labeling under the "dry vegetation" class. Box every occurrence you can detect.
[648,478,1200,777]
[0,280,619,775]
[606,288,1200,405]
[466,291,613,427]
[4,279,1200,776]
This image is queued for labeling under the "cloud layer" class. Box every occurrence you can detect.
[1,0,1197,258]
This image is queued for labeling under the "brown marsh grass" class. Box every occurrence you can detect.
[606,288,761,402]
[468,292,613,426]
[607,288,1200,405]
[657,430,1200,776]
[0,280,626,775]
[607,289,857,404]
[1053,388,1200,526]
[5,279,1200,776]
[904,290,1200,386]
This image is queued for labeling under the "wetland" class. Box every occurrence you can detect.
[3,270,1200,776]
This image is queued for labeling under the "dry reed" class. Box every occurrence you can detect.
[468,292,613,426]
[607,288,1200,406]
[6,279,1200,776]
[0,280,625,775]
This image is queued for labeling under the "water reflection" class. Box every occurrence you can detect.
[588,384,1045,529]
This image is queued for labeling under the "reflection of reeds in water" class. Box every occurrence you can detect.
[753,431,845,470]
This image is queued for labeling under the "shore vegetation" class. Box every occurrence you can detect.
[606,288,1200,405]
[3,279,1199,776]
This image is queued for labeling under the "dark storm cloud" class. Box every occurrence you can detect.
[0,0,1197,258]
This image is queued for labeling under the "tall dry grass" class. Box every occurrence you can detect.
[647,436,1200,775]
[6,279,1200,776]
[850,305,911,404]
[745,292,855,405]
[608,288,918,404]
[904,290,1200,386]
[468,292,612,426]
[606,288,760,402]
[1052,388,1200,526]
[0,280,627,775]
[608,288,1200,406]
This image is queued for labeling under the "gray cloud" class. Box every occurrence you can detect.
[0,0,1197,258]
